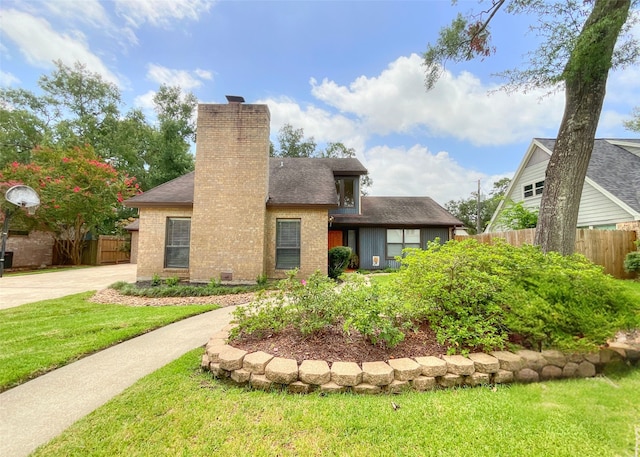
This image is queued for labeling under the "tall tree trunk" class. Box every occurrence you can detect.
[534,0,631,255]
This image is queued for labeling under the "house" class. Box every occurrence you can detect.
[486,138,640,232]
[125,98,462,283]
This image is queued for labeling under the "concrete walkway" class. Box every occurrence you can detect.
[0,263,137,309]
[0,305,236,457]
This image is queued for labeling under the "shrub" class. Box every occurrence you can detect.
[392,239,638,353]
[339,277,409,347]
[164,276,180,287]
[151,273,162,287]
[230,270,341,339]
[230,271,410,348]
[256,274,268,287]
[328,246,352,279]
[624,251,640,275]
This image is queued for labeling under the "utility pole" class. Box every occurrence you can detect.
[476,179,481,234]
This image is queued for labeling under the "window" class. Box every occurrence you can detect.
[386,229,421,258]
[524,180,544,198]
[165,218,190,268]
[276,219,301,269]
[335,178,356,207]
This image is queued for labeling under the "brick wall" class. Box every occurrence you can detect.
[617,220,640,241]
[4,230,54,269]
[136,207,193,281]
[189,102,271,283]
[265,208,329,279]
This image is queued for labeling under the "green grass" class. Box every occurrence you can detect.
[0,293,219,391]
[33,350,640,457]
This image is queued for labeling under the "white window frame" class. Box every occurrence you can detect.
[386,228,421,259]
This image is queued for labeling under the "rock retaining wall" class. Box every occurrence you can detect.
[201,327,640,394]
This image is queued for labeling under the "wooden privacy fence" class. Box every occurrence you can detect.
[455,228,637,279]
[96,235,130,265]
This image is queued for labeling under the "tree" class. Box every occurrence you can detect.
[495,201,539,230]
[272,124,317,158]
[424,0,638,255]
[625,106,640,131]
[0,145,139,264]
[1,62,197,192]
[445,177,510,234]
[145,85,196,188]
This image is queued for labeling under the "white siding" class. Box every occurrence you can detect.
[514,159,546,211]
[577,181,635,227]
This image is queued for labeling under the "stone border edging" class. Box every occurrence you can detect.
[200,326,640,394]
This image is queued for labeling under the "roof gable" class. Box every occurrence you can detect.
[534,139,640,213]
[486,138,640,231]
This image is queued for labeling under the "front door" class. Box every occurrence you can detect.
[328,230,343,250]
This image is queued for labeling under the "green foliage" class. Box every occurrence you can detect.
[256,274,268,287]
[348,252,360,269]
[231,272,409,348]
[623,251,640,274]
[0,144,139,264]
[496,200,538,230]
[112,280,259,298]
[328,246,352,279]
[0,61,196,193]
[393,239,638,352]
[164,276,180,287]
[340,277,408,347]
[151,274,162,287]
[232,241,638,353]
[625,106,640,132]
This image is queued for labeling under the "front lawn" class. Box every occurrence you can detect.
[0,292,219,391]
[32,349,640,457]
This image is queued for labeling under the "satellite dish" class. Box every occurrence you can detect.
[5,185,40,208]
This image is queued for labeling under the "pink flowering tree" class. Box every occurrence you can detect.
[0,145,139,265]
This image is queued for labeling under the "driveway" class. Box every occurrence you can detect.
[0,263,137,309]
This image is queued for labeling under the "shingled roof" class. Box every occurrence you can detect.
[125,172,195,207]
[535,139,640,212]
[333,196,463,226]
[125,158,367,208]
[267,157,366,206]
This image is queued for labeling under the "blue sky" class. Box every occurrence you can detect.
[1,0,638,204]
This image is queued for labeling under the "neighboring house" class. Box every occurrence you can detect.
[486,138,640,232]
[125,98,462,283]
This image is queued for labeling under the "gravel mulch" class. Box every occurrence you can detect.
[90,288,255,307]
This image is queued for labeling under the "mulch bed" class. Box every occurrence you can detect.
[231,323,457,364]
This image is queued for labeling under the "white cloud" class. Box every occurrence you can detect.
[0,71,20,86]
[0,9,120,85]
[43,0,110,29]
[258,96,367,153]
[194,68,213,80]
[364,144,511,204]
[146,63,212,90]
[115,0,215,28]
[310,53,564,146]
[133,90,157,114]
[40,0,139,49]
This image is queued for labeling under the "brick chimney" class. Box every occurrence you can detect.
[189,97,270,283]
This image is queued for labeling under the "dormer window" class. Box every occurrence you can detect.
[335,177,356,207]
